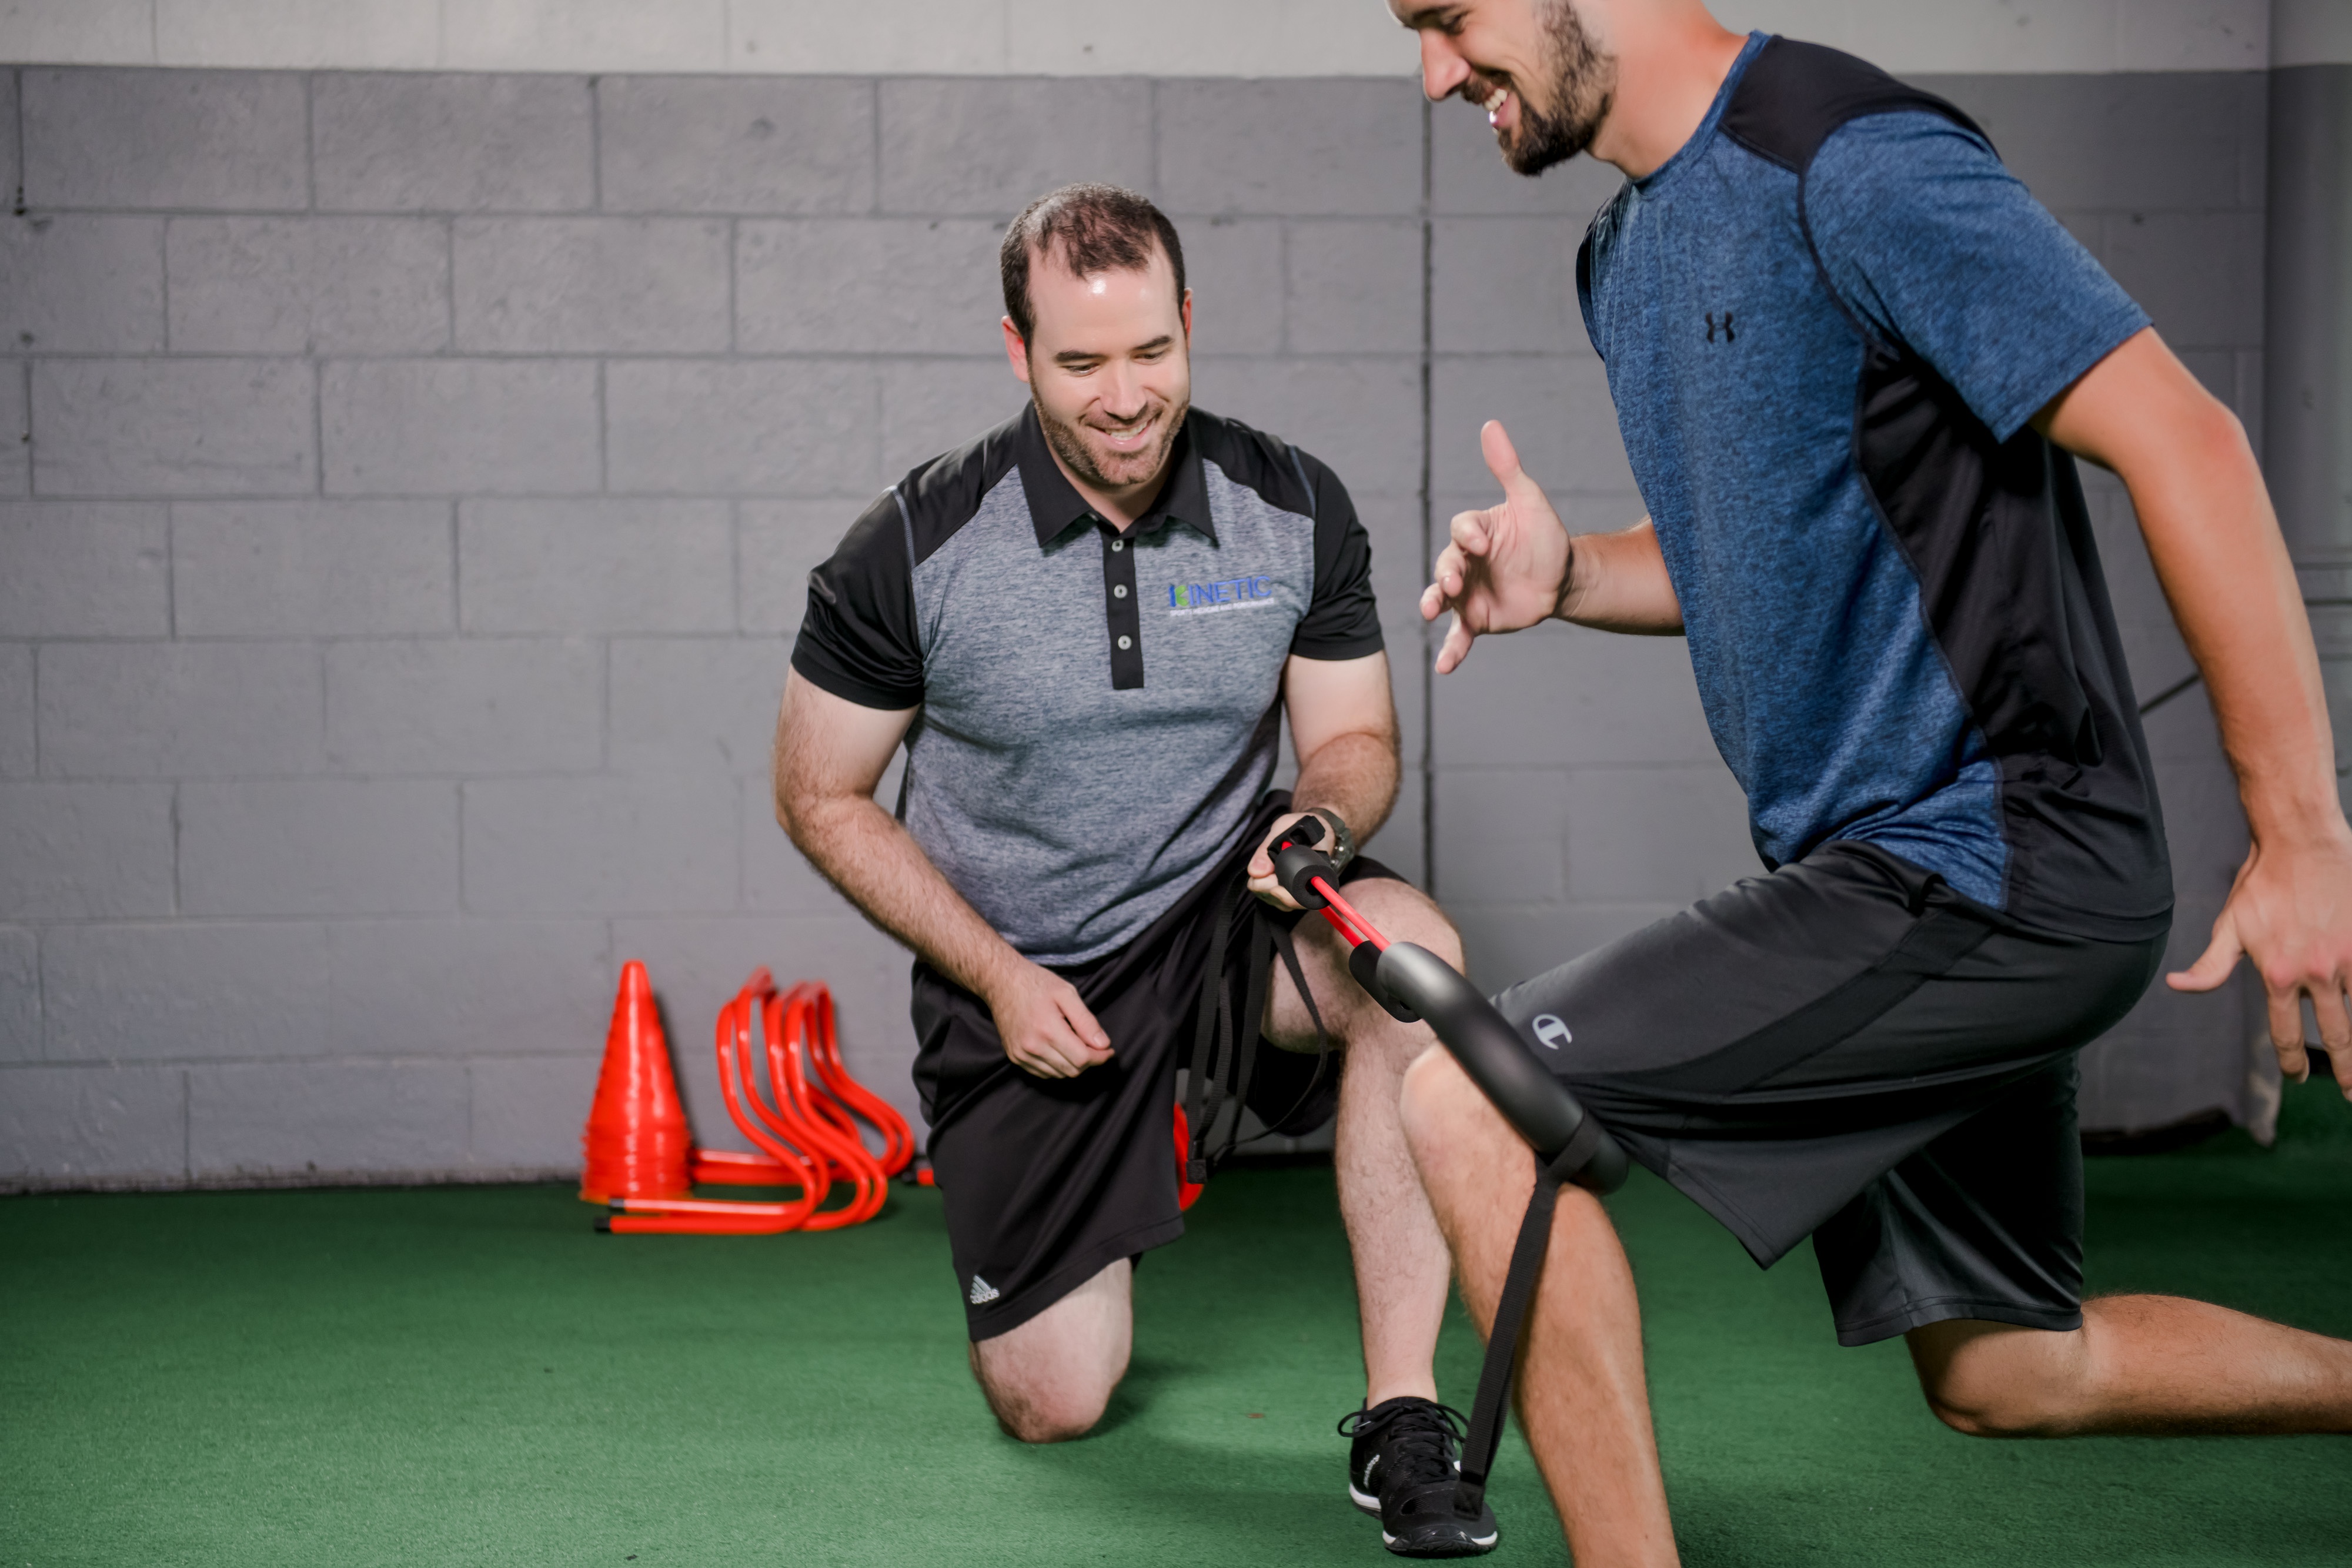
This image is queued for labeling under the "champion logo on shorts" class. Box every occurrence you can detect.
[1532,1014,1572,1050]
[968,1274,1000,1306]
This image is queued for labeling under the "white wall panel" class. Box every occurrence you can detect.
[155,0,436,69]
[2274,0,2352,64]
[1,0,2287,75]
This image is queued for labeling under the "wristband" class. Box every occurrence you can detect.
[1306,808,1356,871]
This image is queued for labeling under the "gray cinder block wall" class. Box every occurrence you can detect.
[0,48,2297,1187]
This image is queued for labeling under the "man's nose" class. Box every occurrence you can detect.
[1099,362,1148,419]
[1419,31,1472,102]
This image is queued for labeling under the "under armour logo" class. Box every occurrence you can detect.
[968,1274,1000,1305]
[1532,1015,1573,1050]
[1705,312,1735,343]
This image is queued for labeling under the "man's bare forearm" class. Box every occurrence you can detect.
[1558,519,1685,635]
[2130,423,2343,845]
[781,792,1026,999]
[2037,333,2345,846]
[1292,729,1400,845]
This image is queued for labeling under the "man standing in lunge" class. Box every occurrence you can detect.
[777,184,1506,1556]
[1390,1,2352,1561]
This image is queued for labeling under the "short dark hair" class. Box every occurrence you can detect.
[1000,183,1187,344]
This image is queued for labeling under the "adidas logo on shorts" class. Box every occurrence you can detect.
[968,1274,1000,1305]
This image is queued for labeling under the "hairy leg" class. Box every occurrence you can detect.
[1909,1297,2352,1436]
[1265,879,1458,1406]
[967,1258,1133,1442]
[1401,1049,1680,1567]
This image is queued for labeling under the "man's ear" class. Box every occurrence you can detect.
[1001,316,1033,385]
[1180,289,1193,345]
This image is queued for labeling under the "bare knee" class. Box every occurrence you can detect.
[1907,1319,2083,1437]
[1345,880,1464,969]
[967,1259,1131,1443]
[969,1343,1112,1443]
[1399,1048,1520,1185]
[1399,1047,1481,1152]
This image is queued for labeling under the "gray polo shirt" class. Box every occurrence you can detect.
[791,404,1384,965]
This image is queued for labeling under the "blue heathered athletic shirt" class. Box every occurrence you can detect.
[1578,33,2152,912]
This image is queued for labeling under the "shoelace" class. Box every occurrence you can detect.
[1337,1400,1471,1491]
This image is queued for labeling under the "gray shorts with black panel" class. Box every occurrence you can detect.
[1502,840,2166,1346]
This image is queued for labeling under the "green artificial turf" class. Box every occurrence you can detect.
[5,1079,2350,1567]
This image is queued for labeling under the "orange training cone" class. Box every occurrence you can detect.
[579,960,693,1205]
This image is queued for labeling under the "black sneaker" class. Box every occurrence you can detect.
[1338,1398,1499,1557]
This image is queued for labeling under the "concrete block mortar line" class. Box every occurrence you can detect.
[12,68,25,215]
[1418,94,1434,891]
[729,497,744,633]
[155,212,172,352]
[303,71,316,212]
[19,350,33,495]
[310,343,325,500]
[587,71,602,211]
[1275,218,1291,356]
[444,499,460,631]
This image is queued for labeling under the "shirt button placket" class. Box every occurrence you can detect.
[1102,525,1144,690]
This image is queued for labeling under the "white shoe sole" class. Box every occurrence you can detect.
[1381,1530,1501,1551]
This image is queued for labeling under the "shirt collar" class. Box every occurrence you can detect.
[1015,403,1215,549]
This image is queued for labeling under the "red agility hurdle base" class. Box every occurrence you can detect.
[581,962,914,1235]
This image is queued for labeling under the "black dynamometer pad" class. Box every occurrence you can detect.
[914,794,1398,1341]
[1498,840,2166,1346]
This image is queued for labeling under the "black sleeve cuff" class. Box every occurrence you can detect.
[1287,628,1388,661]
[789,644,923,711]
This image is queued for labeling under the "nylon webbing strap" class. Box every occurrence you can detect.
[1456,1161,1565,1517]
[1182,881,1240,1183]
[1183,877,1339,1184]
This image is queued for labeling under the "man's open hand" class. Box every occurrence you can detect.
[984,959,1114,1079]
[1419,420,1573,674]
[2169,826,2352,1098]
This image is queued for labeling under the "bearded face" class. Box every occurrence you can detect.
[1499,0,1618,175]
[1030,373,1187,495]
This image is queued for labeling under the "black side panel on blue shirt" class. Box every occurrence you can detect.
[1723,36,2170,940]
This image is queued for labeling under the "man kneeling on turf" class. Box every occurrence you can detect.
[1392,2,2352,1562]
[774,184,1502,1556]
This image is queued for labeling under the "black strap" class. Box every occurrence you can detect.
[1456,1160,1566,1517]
[1182,881,1241,1184]
[1182,878,1341,1183]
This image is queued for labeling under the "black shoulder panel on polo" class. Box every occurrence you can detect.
[795,486,926,710]
[1192,409,1383,660]
[1728,35,2167,935]
[791,411,1026,710]
[1718,35,1988,174]
[900,413,1026,566]
[1191,412,1315,519]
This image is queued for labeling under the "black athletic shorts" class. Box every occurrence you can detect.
[913,794,1397,1340]
[1497,840,2167,1346]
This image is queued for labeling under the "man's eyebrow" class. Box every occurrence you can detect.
[1053,335,1174,365]
[1395,2,1461,29]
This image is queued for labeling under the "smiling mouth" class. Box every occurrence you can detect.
[1092,417,1158,452]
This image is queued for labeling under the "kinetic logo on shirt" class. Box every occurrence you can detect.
[1167,575,1277,616]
